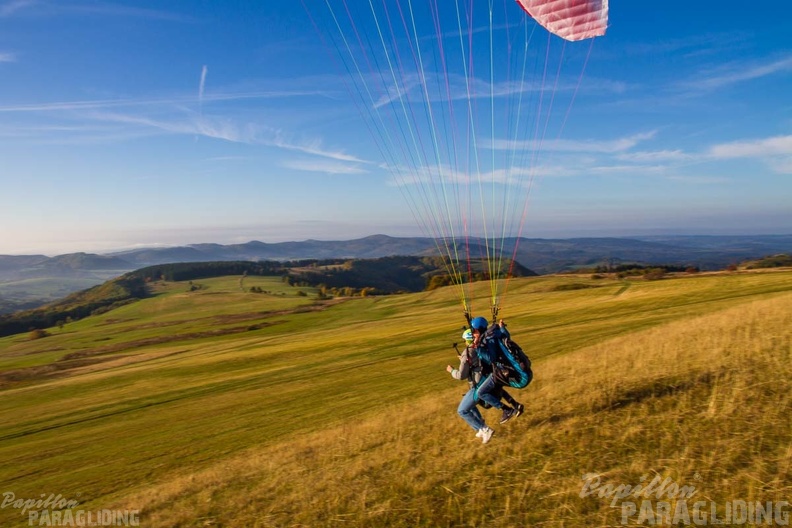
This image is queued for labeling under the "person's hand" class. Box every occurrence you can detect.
[499,319,506,328]
[446,365,454,373]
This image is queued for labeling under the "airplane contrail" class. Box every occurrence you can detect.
[199,65,208,102]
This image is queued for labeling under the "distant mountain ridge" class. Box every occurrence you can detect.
[2,234,792,314]
[106,235,442,266]
[4,234,792,281]
[0,252,131,280]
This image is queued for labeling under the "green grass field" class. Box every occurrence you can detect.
[1,270,791,526]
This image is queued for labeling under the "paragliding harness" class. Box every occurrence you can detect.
[455,341,494,409]
[475,324,533,390]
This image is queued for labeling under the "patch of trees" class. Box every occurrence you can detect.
[314,285,378,299]
[593,263,698,274]
[288,256,534,295]
[129,261,284,282]
[426,272,491,291]
[574,263,700,279]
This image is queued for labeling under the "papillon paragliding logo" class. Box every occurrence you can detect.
[306,0,607,320]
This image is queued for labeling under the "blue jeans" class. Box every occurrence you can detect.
[457,387,486,431]
[475,374,505,410]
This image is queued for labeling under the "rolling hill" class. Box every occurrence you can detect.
[3,234,791,314]
[0,268,790,526]
[0,256,534,338]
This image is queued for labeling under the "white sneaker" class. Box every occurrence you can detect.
[476,428,485,438]
[480,426,494,444]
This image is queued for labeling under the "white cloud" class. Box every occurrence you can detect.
[0,0,189,21]
[704,135,792,175]
[96,113,360,164]
[622,32,748,58]
[678,54,792,91]
[282,159,367,175]
[84,111,244,142]
[0,90,320,113]
[371,70,626,109]
[589,164,668,175]
[708,135,792,159]
[0,91,365,162]
[0,51,15,62]
[266,132,366,163]
[488,131,656,153]
[385,161,571,187]
[199,65,208,101]
[616,150,693,162]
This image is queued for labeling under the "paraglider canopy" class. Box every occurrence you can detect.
[515,0,609,41]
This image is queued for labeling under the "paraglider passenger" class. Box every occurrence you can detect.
[446,328,494,444]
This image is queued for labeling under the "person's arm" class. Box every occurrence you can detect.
[446,350,470,380]
[499,319,510,339]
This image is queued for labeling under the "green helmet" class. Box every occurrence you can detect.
[462,329,474,343]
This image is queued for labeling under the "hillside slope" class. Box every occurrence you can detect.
[0,271,790,526]
[116,292,792,527]
[3,235,791,312]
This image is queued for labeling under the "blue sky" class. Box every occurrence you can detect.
[1,0,790,256]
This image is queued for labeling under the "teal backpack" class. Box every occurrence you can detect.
[476,325,533,389]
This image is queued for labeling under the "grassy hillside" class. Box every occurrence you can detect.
[1,270,790,526]
[0,257,526,337]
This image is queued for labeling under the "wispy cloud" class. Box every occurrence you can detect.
[487,131,656,153]
[589,164,668,175]
[65,4,191,21]
[89,109,367,162]
[199,65,208,101]
[708,135,792,158]
[622,32,749,58]
[708,135,792,174]
[0,0,191,21]
[678,54,792,92]
[281,159,367,175]
[616,150,693,162]
[87,110,260,144]
[371,70,626,108]
[386,161,561,187]
[0,0,36,17]
[0,81,363,162]
[0,90,322,113]
[0,121,162,144]
[0,51,16,62]
[266,133,366,162]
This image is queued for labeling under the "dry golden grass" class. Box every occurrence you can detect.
[110,292,792,527]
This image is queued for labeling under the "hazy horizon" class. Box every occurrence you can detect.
[3,228,792,258]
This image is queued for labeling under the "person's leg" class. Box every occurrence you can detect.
[477,374,519,424]
[457,388,486,431]
[500,388,524,417]
[476,374,506,410]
